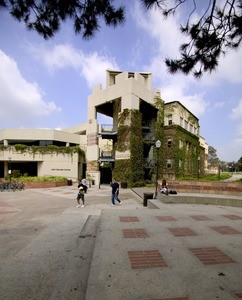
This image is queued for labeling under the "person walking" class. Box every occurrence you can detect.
[111,179,122,206]
[76,184,85,208]
[81,177,88,193]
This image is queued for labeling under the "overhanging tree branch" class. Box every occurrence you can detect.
[1,0,241,77]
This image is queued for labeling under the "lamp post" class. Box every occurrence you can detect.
[197,156,200,180]
[154,140,161,198]
[218,161,221,180]
[8,157,12,184]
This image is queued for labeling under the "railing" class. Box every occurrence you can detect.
[101,150,113,158]
[101,124,114,133]
[142,120,150,128]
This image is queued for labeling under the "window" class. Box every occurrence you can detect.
[190,124,193,133]
[167,159,172,168]
[168,138,172,147]
[180,117,183,127]
[179,140,183,148]
[186,141,191,152]
[39,140,53,146]
[184,120,188,130]
[167,115,172,125]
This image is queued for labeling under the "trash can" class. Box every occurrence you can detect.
[67,179,72,186]
[143,192,154,207]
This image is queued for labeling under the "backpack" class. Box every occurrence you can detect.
[169,189,177,195]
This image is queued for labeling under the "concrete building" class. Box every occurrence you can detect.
[0,70,208,185]
[0,128,85,180]
[86,70,207,185]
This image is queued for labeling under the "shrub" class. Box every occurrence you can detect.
[14,176,67,182]
[12,169,21,178]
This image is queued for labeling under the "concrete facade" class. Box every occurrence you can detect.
[0,128,84,180]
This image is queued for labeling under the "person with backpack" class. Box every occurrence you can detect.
[110,179,122,206]
[76,180,85,208]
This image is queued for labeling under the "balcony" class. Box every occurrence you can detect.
[100,124,117,140]
[142,120,150,131]
[99,150,115,163]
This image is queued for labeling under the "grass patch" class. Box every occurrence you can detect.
[177,173,231,181]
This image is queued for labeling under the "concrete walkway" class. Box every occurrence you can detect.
[223,173,242,182]
[0,185,242,299]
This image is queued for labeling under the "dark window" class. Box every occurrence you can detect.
[168,138,172,147]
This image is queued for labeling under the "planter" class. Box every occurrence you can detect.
[23,181,67,189]
[164,180,242,196]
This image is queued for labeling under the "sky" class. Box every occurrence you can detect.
[0,1,242,162]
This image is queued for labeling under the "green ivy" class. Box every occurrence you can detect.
[164,125,200,177]
[116,109,131,152]
[113,159,131,182]
[153,97,202,179]
[0,144,85,157]
[130,110,145,186]
[0,145,8,151]
[154,96,165,177]
[14,144,28,153]
[113,109,145,187]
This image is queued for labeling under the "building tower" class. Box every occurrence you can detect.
[86,70,159,186]
[86,69,205,186]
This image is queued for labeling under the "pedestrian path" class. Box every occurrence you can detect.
[1,185,242,300]
[86,205,242,300]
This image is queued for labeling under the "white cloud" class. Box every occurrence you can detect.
[133,1,242,89]
[28,43,119,88]
[132,2,184,57]
[200,48,242,87]
[230,99,242,120]
[80,51,119,88]
[39,44,83,71]
[132,3,208,117]
[0,50,60,127]
[214,101,225,109]
[218,138,242,161]
[160,83,208,117]
[237,124,242,135]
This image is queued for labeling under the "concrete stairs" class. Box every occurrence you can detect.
[150,193,242,208]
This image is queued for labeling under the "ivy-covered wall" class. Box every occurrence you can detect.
[153,97,202,180]
[163,125,200,178]
[109,97,203,184]
[153,96,165,178]
[113,109,145,187]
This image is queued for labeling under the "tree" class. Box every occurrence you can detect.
[208,146,219,168]
[0,0,125,39]
[1,0,241,77]
[237,156,242,171]
[141,0,242,77]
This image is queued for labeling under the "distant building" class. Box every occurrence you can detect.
[0,70,208,184]
[0,128,85,179]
